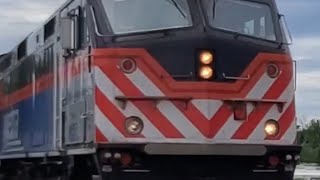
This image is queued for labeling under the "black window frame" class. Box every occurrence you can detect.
[98,0,194,35]
[201,0,284,44]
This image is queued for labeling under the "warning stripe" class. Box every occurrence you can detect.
[214,105,255,140]
[96,127,109,142]
[248,79,294,141]
[97,67,184,138]
[232,65,293,139]
[124,68,205,138]
[92,51,295,143]
[94,67,165,140]
[124,53,270,138]
[281,111,297,144]
[124,67,274,138]
[266,100,295,141]
[214,73,277,139]
[95,105,125,141]
[95,87,145,138]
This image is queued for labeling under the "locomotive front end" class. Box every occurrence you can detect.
[87,0,301,179]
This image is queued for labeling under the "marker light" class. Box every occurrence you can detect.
[265,120,279,136]
[269,155,280,167]
[120,153,132,166]
[200,51,213,65]
[120,58,137,74]
[267,64,280,78]
[125,117,144,135]
[199,66,213,79]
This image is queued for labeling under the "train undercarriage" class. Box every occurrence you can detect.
[0,144,301,180]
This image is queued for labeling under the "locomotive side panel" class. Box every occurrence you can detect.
[0,0,95,157]
[0,50,56,157]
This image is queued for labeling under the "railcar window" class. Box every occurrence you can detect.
[17,40,27,60]
[0,54,12,72]
[18,56,34,88]
[44,17,56,41]
[203,0,276,41]
[101,0,192,34]
[79,7,90,48]
[0,45,54,95]
[42,45,54,75]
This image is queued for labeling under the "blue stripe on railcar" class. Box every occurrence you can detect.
[0,88,54,154]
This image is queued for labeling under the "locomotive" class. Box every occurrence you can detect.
[0,0,301,179]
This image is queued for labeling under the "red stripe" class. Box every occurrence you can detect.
[175,102,232,138]
[174,102,210,137]
[209,104,233,138]
[129,65,266,139]
[96,127,109,142]
[0,57,86,110]
[232,66,292,139]
[95,87,145,138]
[0,73,54,109]
[98,67,184,138]
[266,100,295,140]
[140,69,264,138]
[110,65,265,138]
[136,57,269,138]
[92,50,293,141]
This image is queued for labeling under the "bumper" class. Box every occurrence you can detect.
[143,143,302,156]
[97,143,302,178]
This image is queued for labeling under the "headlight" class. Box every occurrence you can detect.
[125,117,144,135]
[199,51,213,65]
[199,66,213,79]
[265,120,279,136]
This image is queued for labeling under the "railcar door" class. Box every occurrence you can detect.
[58,2,95,151]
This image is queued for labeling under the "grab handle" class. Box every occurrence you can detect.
[222,73,250,80]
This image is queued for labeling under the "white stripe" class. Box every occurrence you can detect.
[215,104,255,140]
[94,67,164,139]
[281,116,297,144]
[215,73,276,139]
[95,106,124,141]
[248,79,295,141]
[125,68,204,139]
[246,73,276,99]
[192,100,223,120]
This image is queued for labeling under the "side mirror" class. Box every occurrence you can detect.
[60,17,75,50]
[279,14,293,45]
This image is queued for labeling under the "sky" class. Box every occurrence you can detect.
[0,0,319,122]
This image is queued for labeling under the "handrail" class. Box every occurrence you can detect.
[222,73,250,80]
[115,96,193,109]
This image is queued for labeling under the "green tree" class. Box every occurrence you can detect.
[299,119,320,164]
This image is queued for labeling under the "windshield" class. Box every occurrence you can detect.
[203,0,276,41]
[101,0,193,35]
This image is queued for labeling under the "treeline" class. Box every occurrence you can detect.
[297,119,320,164]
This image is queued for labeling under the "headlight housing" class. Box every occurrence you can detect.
[199,51,213,65]
[125,116,144,135]
[198,50,215,80]
[265,120,279,137]
[199,66,214,79]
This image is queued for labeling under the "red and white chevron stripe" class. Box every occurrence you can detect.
[93,49,296,145]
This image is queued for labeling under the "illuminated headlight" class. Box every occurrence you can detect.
[125,117,144,135]
[265,120,279,136]
[200,51,213,65]
[199,66,213,79]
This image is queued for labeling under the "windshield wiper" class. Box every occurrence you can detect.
[166,0,186,18]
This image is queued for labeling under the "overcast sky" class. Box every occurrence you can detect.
[0,0,319,121]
